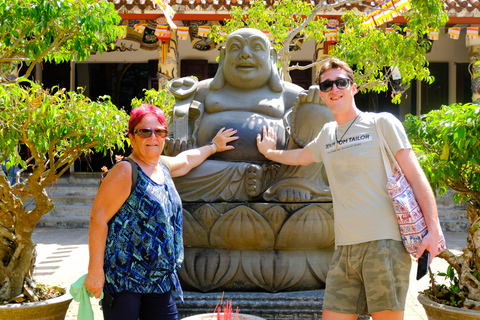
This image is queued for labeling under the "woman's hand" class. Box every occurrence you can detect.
[211,127,238,152]
[84,269,105,299]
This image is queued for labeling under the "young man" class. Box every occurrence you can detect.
[256,58,441,320]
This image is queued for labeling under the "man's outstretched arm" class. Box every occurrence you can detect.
[257,125,314,166]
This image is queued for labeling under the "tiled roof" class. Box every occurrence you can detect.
[109,0,480,14]
[110,0,377,12]
[445,0,480,12]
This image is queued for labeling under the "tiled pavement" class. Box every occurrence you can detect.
[32,228,467,319]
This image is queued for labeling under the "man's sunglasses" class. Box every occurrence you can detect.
[133,128,168,138]
[319,78,352,92]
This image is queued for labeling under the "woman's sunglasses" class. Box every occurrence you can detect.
[133,128,168,138]
[319,78,352,92]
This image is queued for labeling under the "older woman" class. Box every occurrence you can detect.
[84,104,237,320]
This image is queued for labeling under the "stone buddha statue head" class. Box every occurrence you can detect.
[211,28,282,92]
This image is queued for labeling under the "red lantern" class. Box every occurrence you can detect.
[157,29,171,64]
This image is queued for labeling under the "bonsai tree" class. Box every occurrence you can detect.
[211,0,447,103]
[404,103,480,308]
[0,0,129,302]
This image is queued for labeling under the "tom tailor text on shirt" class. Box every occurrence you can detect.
[326,134,372,150]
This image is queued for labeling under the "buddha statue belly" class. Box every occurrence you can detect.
[173,91,287,202]
[198,84,287,160]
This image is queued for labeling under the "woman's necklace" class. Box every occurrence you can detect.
[335,112,361,149]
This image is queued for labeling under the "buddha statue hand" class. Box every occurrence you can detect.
[164,137,193,157]
[298,85,324,105]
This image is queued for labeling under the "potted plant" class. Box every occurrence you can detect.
[0,0,127,317]
[404,102,480,319]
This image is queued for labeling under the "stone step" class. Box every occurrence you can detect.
[47,185,99,196]
[36,174,98,227]
[53,173,101,185]
[37,216,90,228]
[435,190,468,232]
[48,195,96,206]
[440,219,469,232]
[437,208,467,220]
[47,204,92,217]
[35,172,470,231]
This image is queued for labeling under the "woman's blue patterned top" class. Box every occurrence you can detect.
[103,159,183,298]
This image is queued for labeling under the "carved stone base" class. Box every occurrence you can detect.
[177,291,371,320]
[178,290,325,320]
[180,202,335,293]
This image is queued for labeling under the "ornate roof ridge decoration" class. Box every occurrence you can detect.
[108,0,480,16]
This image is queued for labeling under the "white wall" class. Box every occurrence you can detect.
[177,37,222,63]
[82,40,159,62]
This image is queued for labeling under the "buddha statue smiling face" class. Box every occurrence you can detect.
[222,29,273,90]
[210,28,282,93]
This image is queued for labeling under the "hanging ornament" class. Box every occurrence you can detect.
[156,27,171,64]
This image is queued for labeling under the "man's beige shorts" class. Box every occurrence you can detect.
[323,239,411,315]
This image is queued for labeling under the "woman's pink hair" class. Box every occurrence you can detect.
[128,104,167,135]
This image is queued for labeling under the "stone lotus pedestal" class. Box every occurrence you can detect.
[179,202,334,293]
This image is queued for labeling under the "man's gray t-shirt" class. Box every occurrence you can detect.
[307,112,411,247]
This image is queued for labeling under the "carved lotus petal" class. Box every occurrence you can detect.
[262,206,288,234]
[305,246,335,283]
[178,248,240,292]
[327,206,334,216]
[276,204,334,249]
[241,250,306,292]
[210,206,275,249]
[192,204,221,232]
[183,209,209,247]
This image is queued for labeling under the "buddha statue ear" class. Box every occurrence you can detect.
[268,48,283,93]
[210,46,226,91]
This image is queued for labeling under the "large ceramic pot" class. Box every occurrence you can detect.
[418,293,480,320]
[183,313,265,320]
[0,292,73,320]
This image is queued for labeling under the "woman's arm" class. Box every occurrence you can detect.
[168,127,238,177]
[84,161,132,298]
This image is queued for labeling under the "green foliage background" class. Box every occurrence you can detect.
[0,0,121,78]
[404,103,480,207]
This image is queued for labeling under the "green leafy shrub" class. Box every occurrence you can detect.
[131,88,176,123]
[404,103,480,308]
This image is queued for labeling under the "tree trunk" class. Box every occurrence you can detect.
[0,232,35,301]
[0,173,53,301]
[461,205,480,301]
[278,46,291,83]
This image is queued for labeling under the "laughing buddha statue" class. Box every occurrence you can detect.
[166,28,334,203]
